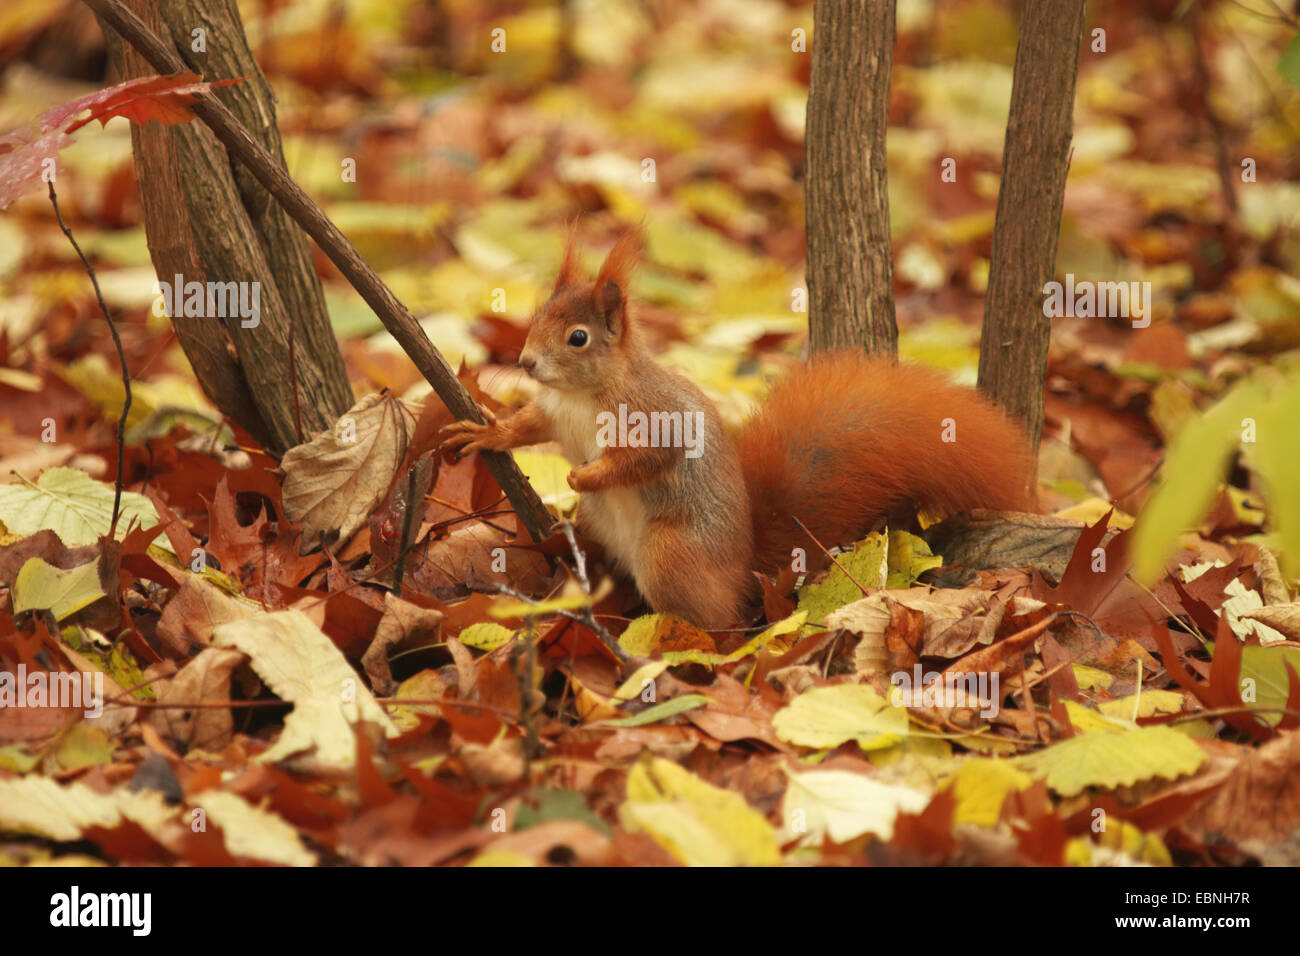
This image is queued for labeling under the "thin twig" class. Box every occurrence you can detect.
[47,180,130,534]
[1164,704,1300,726]
[553,517,627,661]
[493,580,627,661]
[1189,5,1241,227]
[511,619,542,764]
[557,517,590,591]
[392,465,418,596]
[792,514,873,597]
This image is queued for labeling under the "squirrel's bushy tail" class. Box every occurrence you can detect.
[736,352,1037,574]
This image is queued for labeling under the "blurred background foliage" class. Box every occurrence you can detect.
[0,0,1299,556]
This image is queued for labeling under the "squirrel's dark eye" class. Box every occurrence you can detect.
[567,329,589,348]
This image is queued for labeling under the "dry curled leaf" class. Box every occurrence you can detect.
[280,392,413,553]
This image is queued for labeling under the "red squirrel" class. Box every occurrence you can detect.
[441,229,1036,629]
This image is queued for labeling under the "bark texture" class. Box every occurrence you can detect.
[805,0,898,357]
[98,0,352,454]
[87,0,555,543]
[977,0,1087,456]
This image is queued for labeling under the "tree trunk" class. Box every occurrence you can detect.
[977,0,1086,456]
[805,0,897,357]
[88,0,556,545]
[97,0,353,455]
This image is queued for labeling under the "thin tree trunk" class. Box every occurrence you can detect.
[805,0,897,357]
[977,0,1086,456]
[98,0,353,455]
[86,0,556,545]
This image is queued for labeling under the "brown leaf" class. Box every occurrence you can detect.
[280,391,413,553]
[156,576,251,655]
[363,592,442,696]
[481,820,614,865]
[1241,603,1300,642]
[1185,730,1300,845]
[150,647,246,751]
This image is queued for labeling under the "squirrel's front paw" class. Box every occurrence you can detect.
[440,417,503,456]
[566,465,601,492]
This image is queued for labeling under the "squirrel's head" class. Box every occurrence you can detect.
[519,228,641,391]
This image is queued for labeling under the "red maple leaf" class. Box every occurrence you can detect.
[0,72,245,209]
[48,72,245,134]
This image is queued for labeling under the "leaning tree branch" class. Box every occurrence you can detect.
[81,0,554,545]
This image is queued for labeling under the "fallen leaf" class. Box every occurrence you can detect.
[280,391,412,553]
[212,609,399,770]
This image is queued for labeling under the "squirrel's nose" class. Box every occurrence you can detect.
[519,353,537,372]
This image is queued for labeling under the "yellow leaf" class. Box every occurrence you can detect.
[942,758,1034,827]
[0,777,172,843]
[781,768,930,844]
[12,557,103,620]
[466,850,536,867]
[512,451,579,513]
[1072,665,1115,691]
[619,757,780,866]
[54,724,112,773]
[490,578,611,619]
[1015,725,1207,797]
[887,530,942,587]
[1098,689,1186,721]
[772,684,910,751]
[212,609,398,771]
[1062,700,1133,733]
[458,622,514,651]
[616,612,712,657]
[612,661,670,702]
[662,611,807,667]
[200,791,316,866]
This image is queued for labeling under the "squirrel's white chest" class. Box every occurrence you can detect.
[535,387,645,572]
[536,387,603,464]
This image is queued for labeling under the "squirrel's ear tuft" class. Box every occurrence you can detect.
[553,224,582,291]
[595,228,641,294]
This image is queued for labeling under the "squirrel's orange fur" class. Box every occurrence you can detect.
[442,229,1036,628]
[737,355,1036,575]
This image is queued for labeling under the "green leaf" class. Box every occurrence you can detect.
[515,788,612,835]
[1215,641,1300,727]
[797,534,887,626]
[1132,375,1272,583]
[602,694,711,727]
[1244,372,1300,578]
[1279,31,1300,91]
